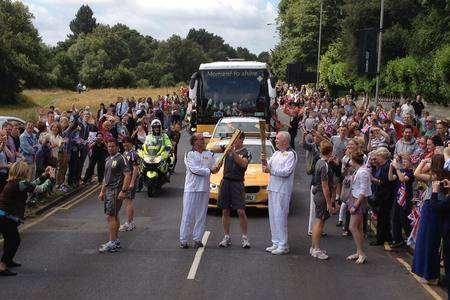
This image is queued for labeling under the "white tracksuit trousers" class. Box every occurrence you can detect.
[268,191,291,250]
[179,191,209,243]
[308,186,315,233]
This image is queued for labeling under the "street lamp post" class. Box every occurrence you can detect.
[316,0,324,89]
[375,0,384,103]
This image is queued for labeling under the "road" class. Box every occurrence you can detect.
[0,131,438,300]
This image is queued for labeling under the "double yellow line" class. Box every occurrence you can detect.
[20,184,100,232]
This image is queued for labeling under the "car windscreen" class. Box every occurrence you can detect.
[213,121,260,138]
[213,144,274,164]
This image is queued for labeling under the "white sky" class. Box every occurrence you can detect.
[24,0,280,54]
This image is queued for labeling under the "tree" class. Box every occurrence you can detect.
[69,5,97,36]
[0,0,46,103]
[257,51,270,63]
[186,28,237,61]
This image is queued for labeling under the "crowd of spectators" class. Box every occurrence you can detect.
[277,83,449,288]
[0,89,190,200]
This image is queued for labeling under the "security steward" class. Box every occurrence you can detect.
[216,133,252,249]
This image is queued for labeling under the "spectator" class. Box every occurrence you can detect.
[394,125,418,156]
[83,132,108,184]
[19,121,37,179]
[411,95,425,118]
[412,154,446,285]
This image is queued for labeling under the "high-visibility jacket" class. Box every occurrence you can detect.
[143,133,172,158]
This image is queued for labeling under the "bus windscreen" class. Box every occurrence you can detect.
[200,69,267,118]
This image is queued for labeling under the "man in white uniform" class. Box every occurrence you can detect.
[179,133,220,248]
[262,131,297,255]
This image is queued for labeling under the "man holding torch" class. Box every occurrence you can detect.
[262,131,297,255]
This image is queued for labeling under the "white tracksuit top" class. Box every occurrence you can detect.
[267,150,297,194]
[184,150,215,192]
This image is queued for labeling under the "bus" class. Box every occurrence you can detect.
[188,60,277,134]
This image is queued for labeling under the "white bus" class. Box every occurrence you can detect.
[188,60,277,134]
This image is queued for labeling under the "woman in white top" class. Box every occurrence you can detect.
[347,151,372,264]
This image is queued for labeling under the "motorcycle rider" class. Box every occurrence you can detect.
[143,119,173,178]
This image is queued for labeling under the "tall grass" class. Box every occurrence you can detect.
[0,87,178,120]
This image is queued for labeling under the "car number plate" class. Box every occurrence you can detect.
[245,194,256,202]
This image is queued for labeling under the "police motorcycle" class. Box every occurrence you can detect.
[137,119,174,197]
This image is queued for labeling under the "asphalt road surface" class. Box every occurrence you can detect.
[0,132,438,300]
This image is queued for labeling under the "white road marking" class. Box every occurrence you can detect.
[187,231,210,280]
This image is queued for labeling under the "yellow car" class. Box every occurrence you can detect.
[208,138,275,209]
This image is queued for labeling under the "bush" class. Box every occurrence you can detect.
[136,79,149,88]
[160,73,175,87]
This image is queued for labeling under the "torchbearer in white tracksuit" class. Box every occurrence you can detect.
[179,133,220,249]
[262,131,297,255]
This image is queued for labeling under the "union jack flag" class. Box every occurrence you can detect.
[396,183,407,207]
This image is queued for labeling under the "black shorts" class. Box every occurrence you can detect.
[104,188,123,216]
[313,192,330,221]
[217,179,245,210]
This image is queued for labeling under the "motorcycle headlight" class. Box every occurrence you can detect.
[210,183,218,191]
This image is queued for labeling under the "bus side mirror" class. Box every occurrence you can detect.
[267,78,276,99]
[189,72,198,100]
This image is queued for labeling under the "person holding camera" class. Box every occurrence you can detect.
[83,132,108,184]
[0,162,54,276]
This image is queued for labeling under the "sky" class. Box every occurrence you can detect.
[23,0,280,54]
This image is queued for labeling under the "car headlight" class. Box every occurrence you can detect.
[210,183,218,191]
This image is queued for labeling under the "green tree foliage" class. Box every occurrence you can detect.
[69,5,96,36]
[271,0,344,79]
[0,3,271,98]
[272,0,450,103]
[0,0,48,103]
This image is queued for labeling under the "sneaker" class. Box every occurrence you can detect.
[218,236,231,248]
[99,241,118,253]
[241,237,251,249]
[113,239,121,249]
[128,221,136,231]
[194,240,204,248]
[272,248,289,255]
[180,242,189,249]
[265,245,278,252]
[119,222,130,232]
[336,221,343,227]
[311,248,329,260]
[390,241,405,248]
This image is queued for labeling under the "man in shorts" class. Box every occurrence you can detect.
[217,133,251,248]
[98,139,131,253]
[119,137,140,232]
[310,140,335,260]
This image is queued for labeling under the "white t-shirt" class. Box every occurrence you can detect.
[351,166,372,198]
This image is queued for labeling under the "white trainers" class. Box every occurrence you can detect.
[265,245,278,252]
[128,221,136,231]
[311,248,329,260]
[119,221,136,232]
[271,248,289,255]
[119,222,130,232]
[241,236,251,249]
[218,236,232,248]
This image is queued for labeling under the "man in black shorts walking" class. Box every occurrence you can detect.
[217,134,251,248]
[119,137,140,232]
[98,139,131,253]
